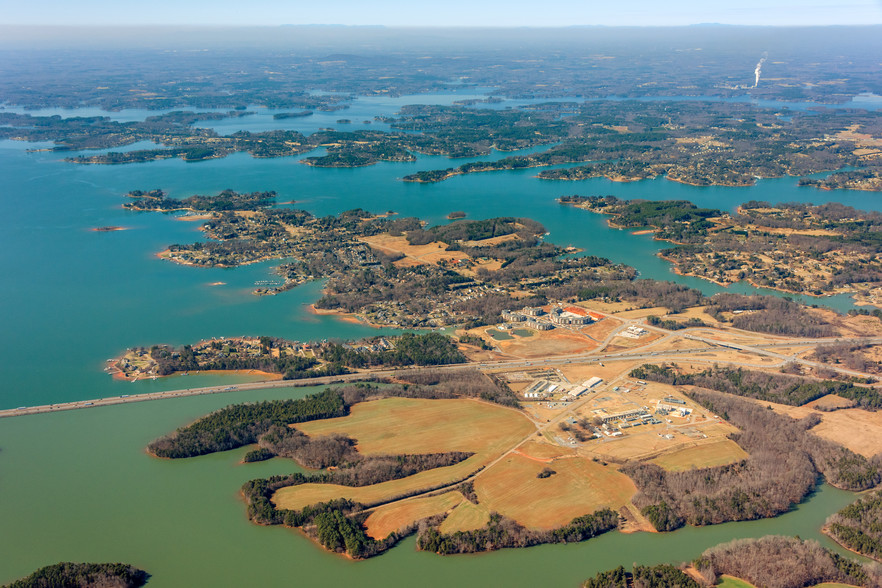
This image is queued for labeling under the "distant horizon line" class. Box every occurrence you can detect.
[3,23,882,29]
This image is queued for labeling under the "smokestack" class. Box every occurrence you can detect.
[753,53,768,88]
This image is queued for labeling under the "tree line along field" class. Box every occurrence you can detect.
[142,316,882,560]
[272,397,534,510]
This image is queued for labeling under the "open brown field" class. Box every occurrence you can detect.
[364,491,464,540]
[274,398,535,510]
[642,336,709,353]
[574,300,644,314]
[580,317,624,342]
[604,331,663,353]
[805,395,855,410]
[608,307,670,320]
[274,466,476,511]
[359,234,470,267]
[296,397,533,456]
[650,439,749,471]
[461,233,519,247]
[808,308,882,337]
[473,454,636,530]
[493,328,597,358]
[763,399,882,458]
[654,306,722,325]
[438,500,491,534]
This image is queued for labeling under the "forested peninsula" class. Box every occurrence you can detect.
[3,97,882,189]
[2,563,148,588]
[562,195,882,300]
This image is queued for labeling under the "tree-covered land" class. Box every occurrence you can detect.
[4,90,882,190]
[2,562,148,588]
[826,490,882,562]
[148,388,348,458]
[4,27,882,111]
[693,536,882,588]
[115,332,465,380]
[582,564,699,588]
[624,388,882,531]
[564,197,882,297]
[629,363,882,409]
[135,196,714,327]
[416,509,619,555]
[704,293,838,337]
[401,100,882,191]
[124,188,277,212]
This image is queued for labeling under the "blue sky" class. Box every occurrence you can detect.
[2,0,882,26]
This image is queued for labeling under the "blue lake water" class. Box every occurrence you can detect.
[1,94,880,587]
[2,91,880,409]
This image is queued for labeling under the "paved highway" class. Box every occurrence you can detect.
[3,331,880,419]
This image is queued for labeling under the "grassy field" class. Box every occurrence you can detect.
[438,500,491,534]
[650,439,749,471]
[274,398,535,510]
[487,329,514,341]
[363,491,463,540]
[295,397,533,456]
[765,400,882,458]
[473,455,636,530]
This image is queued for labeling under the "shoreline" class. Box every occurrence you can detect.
[307,304,382,327]
[820,523,882,563]
[658,252,867,300]
[155,248,289,269]
[112,367,284,383]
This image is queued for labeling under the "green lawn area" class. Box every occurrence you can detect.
[718,577,755,588]
[486,328,514,340]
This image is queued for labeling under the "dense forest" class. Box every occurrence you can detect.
[582,564,699,588]
[704,293,837,337]
[2,562,148,588]
[148,388,348,458]
[124,188,277,212]
[319,332,466,368]
[123,332,465,381]
[826,490,882,562]
[559,195,722,243]
[416,509,619,555]
[693,536,882,588]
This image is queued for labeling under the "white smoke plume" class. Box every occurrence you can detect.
[753,53,768,88]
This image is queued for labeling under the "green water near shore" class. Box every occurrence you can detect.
[0,385,865,587]
[2,96,881,585]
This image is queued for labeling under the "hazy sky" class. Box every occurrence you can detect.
[2,0,882,27]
